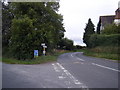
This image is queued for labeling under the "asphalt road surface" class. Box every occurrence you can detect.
[2,52,119,88]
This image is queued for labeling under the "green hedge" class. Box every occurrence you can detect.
[89,34,120,48]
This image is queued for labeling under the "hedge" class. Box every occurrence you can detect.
[89,34,120,48]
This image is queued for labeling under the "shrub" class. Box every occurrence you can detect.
[89,34,120,48]
[101,24,120,34]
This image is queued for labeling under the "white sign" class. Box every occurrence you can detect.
[43,46,47,48]
[41,43,45,46]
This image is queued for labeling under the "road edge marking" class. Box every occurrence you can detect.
[92,63,120,72]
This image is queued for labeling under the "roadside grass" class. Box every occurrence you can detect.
[76,46,119,61]
[2,50,71,64]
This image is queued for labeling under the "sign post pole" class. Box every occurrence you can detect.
[41,43,47,56]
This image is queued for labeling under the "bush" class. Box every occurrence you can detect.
[89,34,120,48]
[9,17,40,60]
[84,46,119,60]
[90,46,119,54]
[101,24,120,34]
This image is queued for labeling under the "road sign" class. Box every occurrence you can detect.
[43,46,47,48]
[41,43,47,56]
[34,50,38,58]
[41,43,45,46]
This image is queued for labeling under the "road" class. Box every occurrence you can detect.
[58,52,119,88]
[2,52,119,88]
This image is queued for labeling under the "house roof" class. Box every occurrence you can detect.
[100,15,115,26]
[115,8,120,19]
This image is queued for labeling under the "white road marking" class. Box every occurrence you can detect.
[92,63,120,72]
[71,53,85,62]
[76,57,85,61]
[56,63,88,88]
[58,76,66,79]
[71,54,74,57]
[56,63,65,70]
[52,63,60,72]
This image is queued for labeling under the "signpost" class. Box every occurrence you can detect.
[41,43,47,56]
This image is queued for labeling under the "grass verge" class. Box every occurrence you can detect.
[2,50,71,64]
[77,46,119,61]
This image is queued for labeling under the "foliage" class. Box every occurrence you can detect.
[2,2,13,47]
[96,19,101,34]
[83,46,119,60]
[9,16,36,60]
[75,45,86,49]
[6,2,65,60]
[83,18,95,47]
[58,38,74,50]
[89,34,120,48]
[2,50,72,64]
[101,24,120,34]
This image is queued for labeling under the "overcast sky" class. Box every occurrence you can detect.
[58,0,120,46]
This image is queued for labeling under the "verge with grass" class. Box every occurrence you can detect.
[2,50,71,64]
[82,47,120,60]
[79,46,119,61]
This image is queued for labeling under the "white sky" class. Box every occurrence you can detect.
[58,0,120,46]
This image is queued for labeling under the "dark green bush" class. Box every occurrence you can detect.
[89,34,120,48]
[101,24,120,34]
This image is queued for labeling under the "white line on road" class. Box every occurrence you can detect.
[52,63,60,72]
[56,63,88,88]
[71,54,74,57]
[92,63,120,72]
[76,58,85,62]
[71,53,85,61]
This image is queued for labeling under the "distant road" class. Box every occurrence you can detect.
[2,52,119,88]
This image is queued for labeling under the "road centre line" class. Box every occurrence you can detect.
[92,63,120,72]
[71,53,85,61]
[76,58,85,62]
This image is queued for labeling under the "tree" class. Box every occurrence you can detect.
[58,38,74,50]
[8,2,65,60]
[9,16,35,60]
[2,2,14,56]
[83,18,95,47]
[2,2,13,47]
[96,19,101,34]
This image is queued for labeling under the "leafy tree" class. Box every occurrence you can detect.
[83,18,95,47]
[9,16,35,60]
[8,2,65,60]
[58,38,74,50]
[75,45,85,49]
[2,2,13,47]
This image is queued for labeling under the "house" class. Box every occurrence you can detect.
[99,15,115,30]
[114,2,120,25]
[99,1,120,30]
